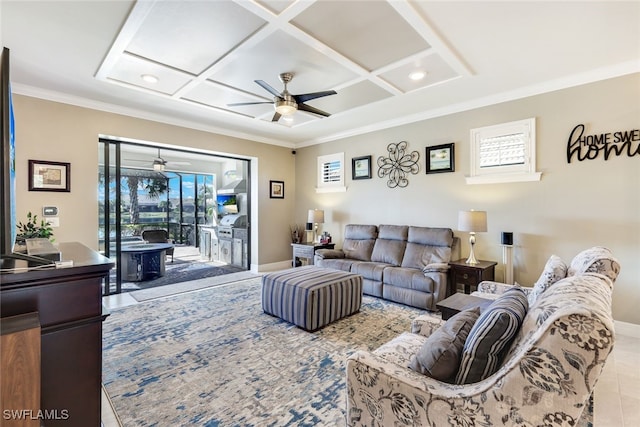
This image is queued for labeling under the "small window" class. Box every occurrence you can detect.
[317,153,346,193]
[467,118,541,184]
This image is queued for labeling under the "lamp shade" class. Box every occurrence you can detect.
[458,210,487,232]
[308,209,325,224]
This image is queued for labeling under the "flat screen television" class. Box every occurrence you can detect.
[1,47,53,267]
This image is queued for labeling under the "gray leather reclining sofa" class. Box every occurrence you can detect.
[314,224,460,311]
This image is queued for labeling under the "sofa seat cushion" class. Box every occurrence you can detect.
[409,307,481,382]
[351,261,390,282]
[373,332,425,367]
[455,287,528,384]
[383,266,436,293]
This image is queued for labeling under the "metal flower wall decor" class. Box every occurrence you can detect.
[377,141,420,188]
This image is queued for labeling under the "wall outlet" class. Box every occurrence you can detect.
[47,217,60,227]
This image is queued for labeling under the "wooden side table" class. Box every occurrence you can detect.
[448,259,497,295]
[291,242,335,267]
[436,293,494,320]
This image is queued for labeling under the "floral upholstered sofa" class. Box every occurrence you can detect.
[346,247,620,426]
[314,224,460,310]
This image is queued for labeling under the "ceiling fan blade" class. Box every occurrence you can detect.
[293,90,337,104]
[298,103,331,117]
[255,80,282,98]
[227,101,274,107]
[271,112,282,122]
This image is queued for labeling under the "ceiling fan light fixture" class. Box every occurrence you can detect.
[275,99,297,116]
[153,160,165,171]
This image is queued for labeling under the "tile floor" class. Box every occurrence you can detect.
[101,290,640,427]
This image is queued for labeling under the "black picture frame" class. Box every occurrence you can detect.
[351,155,372,180]
[269,180,284,199]
[28,159,71,192]
[425,143,455,174]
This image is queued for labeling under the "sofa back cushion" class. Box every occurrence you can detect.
[401,227,454,269]
[343,224,378,261]
[371,225,408,266]
[528,254,567,305]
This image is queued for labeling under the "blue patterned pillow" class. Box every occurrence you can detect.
[455,287,528,384]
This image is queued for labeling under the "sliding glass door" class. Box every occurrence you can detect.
[98,139,250,296]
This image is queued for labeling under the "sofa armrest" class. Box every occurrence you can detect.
[421,262,450,274]
[476,280,531,296]
[410,314,444,337]
[314,248,345,260]
[347,350,492,426]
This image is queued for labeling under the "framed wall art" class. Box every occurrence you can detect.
[351,155,372,180]
[426,143,455,174]
[269,180,284,199]
[28,159,71,192]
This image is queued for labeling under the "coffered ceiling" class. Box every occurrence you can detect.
[2,1,639,147]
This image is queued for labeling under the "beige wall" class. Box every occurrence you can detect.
[12,74,639,324]
[12,95,297,267]
[294,74,640,325]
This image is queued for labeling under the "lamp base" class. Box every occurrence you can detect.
[465,234,478,265]
[465,252,479,265]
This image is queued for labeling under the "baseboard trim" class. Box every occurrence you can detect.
[256,260,292,272]
[615,320,640,338]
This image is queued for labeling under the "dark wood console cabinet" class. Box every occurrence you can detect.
[1,243,113,426]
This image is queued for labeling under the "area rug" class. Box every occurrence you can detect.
[102,277,426,426]
[102,278,593,426]
[129,270,259,302]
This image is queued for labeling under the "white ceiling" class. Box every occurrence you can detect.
[2,1,639,148]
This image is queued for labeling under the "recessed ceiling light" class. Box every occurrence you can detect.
[409,71,426,81]
[141,74,159,84]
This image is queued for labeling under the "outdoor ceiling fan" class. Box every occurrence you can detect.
[151,149,190,171]
[123,148,190,171]
[228,72,337,122]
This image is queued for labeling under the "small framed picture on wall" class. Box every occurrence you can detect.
[426,143,455,174]
[351,155,372,180]
[269,180,284,199]
[28,159,71,192]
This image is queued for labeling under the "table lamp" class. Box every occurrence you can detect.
[307,209,324,243]
[458,210,487,265]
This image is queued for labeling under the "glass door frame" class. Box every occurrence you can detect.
[99,138,251,296]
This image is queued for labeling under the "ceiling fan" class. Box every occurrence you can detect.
[124,148,190,171]
[228,72,337,122]
[151,149,190,171]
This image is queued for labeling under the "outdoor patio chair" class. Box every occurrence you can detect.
[142,229,174,262]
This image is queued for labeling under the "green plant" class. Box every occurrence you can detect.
[16,212,55,241]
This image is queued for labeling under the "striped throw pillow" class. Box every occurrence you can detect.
[455,287,528,384]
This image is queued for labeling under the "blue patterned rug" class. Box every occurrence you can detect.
[102,278,593,426]
[102,277,425,426]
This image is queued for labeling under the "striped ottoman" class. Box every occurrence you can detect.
[261,266,363,331]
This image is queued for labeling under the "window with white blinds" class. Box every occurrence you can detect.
[316,153,346,192]
[478,133,526,168]
[468,118,541,184]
